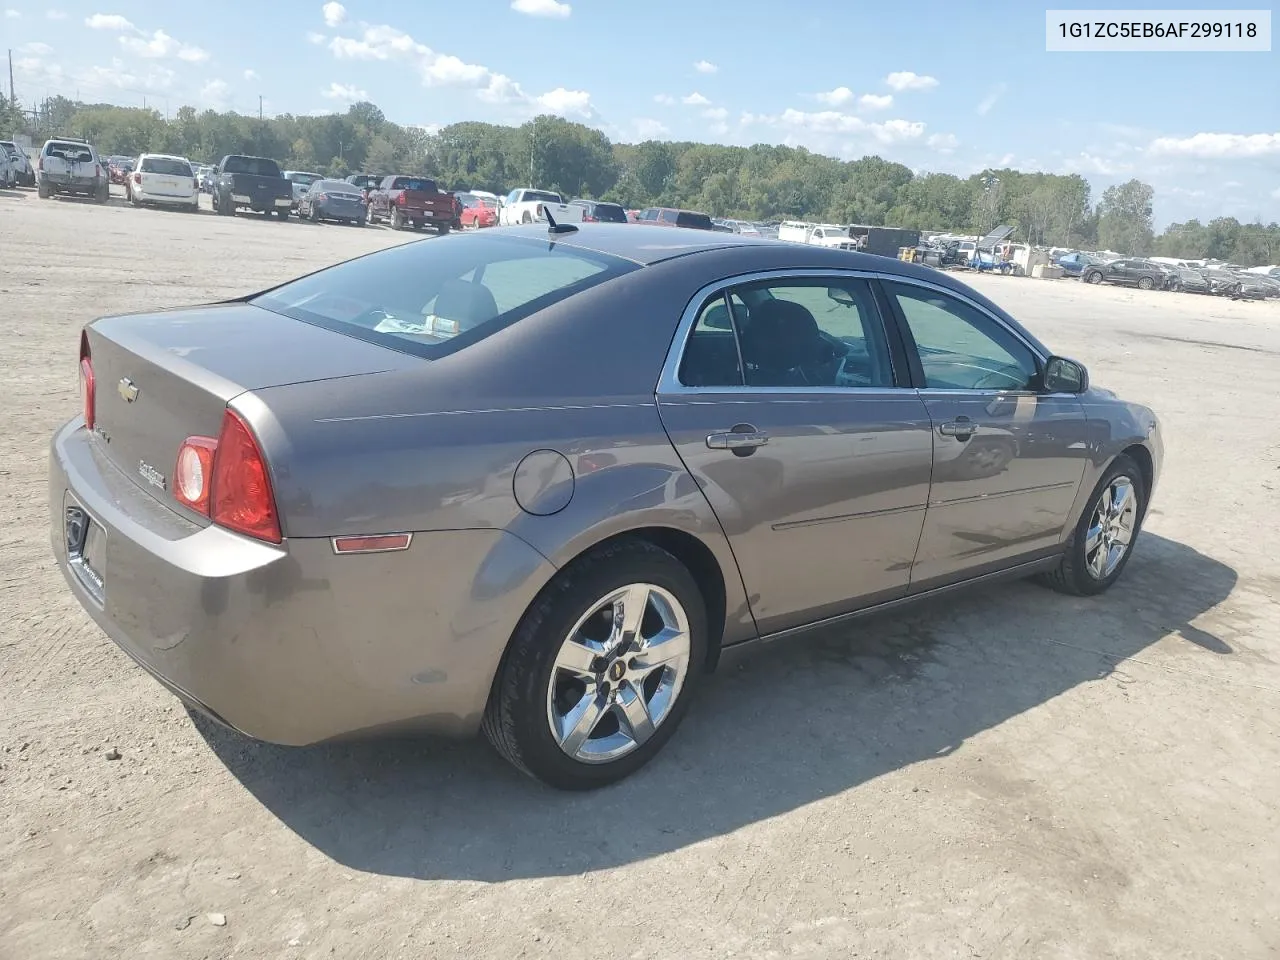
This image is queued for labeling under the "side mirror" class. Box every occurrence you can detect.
[1044,356,1089,394]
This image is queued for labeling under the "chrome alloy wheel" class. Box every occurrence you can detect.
[546,583,692,764]
[1086,476,1138,579]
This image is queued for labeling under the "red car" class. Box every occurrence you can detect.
[109,159,133,185]
[458,192,500,229]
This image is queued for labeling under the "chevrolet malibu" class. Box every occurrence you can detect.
[51,224,1161,789]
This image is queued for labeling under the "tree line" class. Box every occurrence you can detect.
[4,95,1276,265]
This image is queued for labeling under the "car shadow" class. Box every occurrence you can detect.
[195,532,1235,881]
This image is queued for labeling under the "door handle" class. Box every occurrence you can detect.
[938,418,976,439]
[706,430,769,450]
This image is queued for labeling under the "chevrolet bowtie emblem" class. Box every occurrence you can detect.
[117,377,139,403]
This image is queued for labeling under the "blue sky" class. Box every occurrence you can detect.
[5,0,1277,226]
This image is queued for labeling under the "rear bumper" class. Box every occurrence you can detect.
[135,190,196,206]
[50,418,557,744]
[230,193,292,210]
[41,174,102,193]
[318,202,366,220]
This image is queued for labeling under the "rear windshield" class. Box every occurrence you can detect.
[677,212,713,230]
[250,234,638,360]
[522,190,562,204]
[46,142,94,162]
[288,171,322,185]
[140,157,192,176]
[592,203,628,223]
[316,179,357,192]
[348,175,379,187]
[392,177,435,191]
[224,156,282,177]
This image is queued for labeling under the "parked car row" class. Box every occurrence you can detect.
[1072,255,1280,299]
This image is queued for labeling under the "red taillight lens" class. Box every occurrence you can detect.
[317,192,328,201]
[174,436,217,515]
[396,192,406,205]
[133,172,141,184]
[211,409,281,543]
[582,214,595,222]
[79,331,95,430]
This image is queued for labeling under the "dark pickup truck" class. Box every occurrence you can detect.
[366,175,459,232]
[211,155,293,219]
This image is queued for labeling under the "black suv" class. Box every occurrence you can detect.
[1081,258,1168,291]
[570,199,629,223]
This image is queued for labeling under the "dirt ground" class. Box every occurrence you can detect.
[2,185,1278,960]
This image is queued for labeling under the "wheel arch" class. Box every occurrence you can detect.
[1118,442,1154,520]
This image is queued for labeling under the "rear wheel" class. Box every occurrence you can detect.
[522,212,532,224]
[1039,455,1145,596]
[483,538,707,790]
[188,200,200,214]
[1084,270,1103,284]
[96,182,109,204]
[276,208,289,220]
[438,222,451,235]
[390,206,404,230]
[37,180,50,199]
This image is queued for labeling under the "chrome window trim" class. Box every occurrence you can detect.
[656,268,1049,398]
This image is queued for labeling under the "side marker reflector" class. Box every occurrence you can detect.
[331,533,413,554]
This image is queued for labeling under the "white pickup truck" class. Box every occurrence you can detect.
[499,188,584,226]
[777,221,859,250]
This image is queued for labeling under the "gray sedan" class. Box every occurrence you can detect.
[298,178,367,225]
[51,225,1162,789]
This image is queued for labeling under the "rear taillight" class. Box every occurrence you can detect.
[396,192,406,205]
[174,409,281,543]
[582,214,596,222]
[133,172,141,184]
[37,156,43,171]
[317,192,328,201]
[78,330,95,430]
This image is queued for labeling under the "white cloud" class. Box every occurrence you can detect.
[3,8,20,18]
[79,57,175,93]
[46,8,67,18]
[631,118,669,140]
[1272,187,1280,200]
[511,0,571,17]
[321,1,345,26]
[199,78,230,109]
[306,31,325,44]
[21,41,54,55]
[653,93,674,105]
[703,106,728,121]
[535,87,592,117]
[326,21,591,117]
[815,86,854,106]
[928,132,960,153]
[244,68,258,80]
[681,91,710,106]
[885,71,938,91]
[322,81,368,103]
[119,29,209,63]
[1056,152,1132,176]
[976,83,1007,116]
[1148,132,1280,159]
[85,13,134,30]
[750,108,927,144]
[694,59,717,74]
[859,93,893,111]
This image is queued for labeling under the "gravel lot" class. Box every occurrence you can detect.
[2,185,1279,960]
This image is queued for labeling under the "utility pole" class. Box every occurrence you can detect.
[8,49,14,109]
[528,119,536,188]
[258,95,263,121]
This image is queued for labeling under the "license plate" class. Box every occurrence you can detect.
[65,504,106,601]
[231,193,250,203]
[275,198,291,206]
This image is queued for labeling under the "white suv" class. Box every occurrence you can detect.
[37,137,109,202]
[1,141,36,187]
[128,154,199,212]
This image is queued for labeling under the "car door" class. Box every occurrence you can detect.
[879,278,1089,590]
[657,272,935,636]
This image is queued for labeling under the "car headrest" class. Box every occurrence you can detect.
[739,298,827,372]
[433,279,499,331]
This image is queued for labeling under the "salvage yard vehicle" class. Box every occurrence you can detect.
[1081,258,1167,290]
[570,199,629,223]
[458,192,501,228]
[284,170,324,209]
[367,175,458,232]
[634,206,714,230]
[37,137,109,203]
[778,221,858,249]
[211,155,294,219]
[499,187,584,226]
[298,178,367,225]
[50,224,1162,790]
[1,139,36,187]
[127,154,200,213]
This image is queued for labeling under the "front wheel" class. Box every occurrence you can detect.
[483,539,708,790]
[1039,455,1145,596]
[1138,276,1154,291]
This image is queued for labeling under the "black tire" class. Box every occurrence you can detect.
[96,183,109,204]
[521,212,532,224]
[216,192,232,216]
[276,208,289,220]
[483,538,708,790]
[1039,454,1146,597]
[390,206,403,230]
[37,180,51,199]
[1138,276,1154,291]
[310,204,321,223]
[438,222,451,235]
[1084,270,1103,284]
[188,201,200,214]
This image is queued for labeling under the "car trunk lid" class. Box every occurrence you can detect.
[83,303,419,515]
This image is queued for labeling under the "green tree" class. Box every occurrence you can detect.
[1097,179,1155,254]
